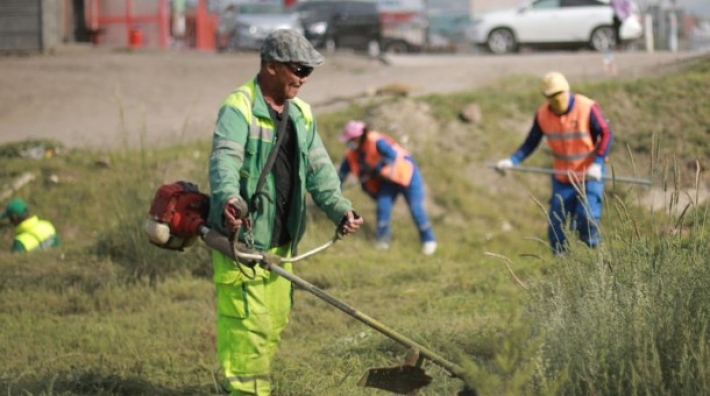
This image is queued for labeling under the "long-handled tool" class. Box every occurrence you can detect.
[486,163,652,186]
[144,181,476,395]
[199,224,477,395]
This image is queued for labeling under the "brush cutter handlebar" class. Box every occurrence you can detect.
[199,224,342,264]
[201,211,359,265]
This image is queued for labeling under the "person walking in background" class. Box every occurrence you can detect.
[494,71,613,255]
[207,29,363,396]
[337,120,437,255]
[1,198,60,253]
[611,0,632,50]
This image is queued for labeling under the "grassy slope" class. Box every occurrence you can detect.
[0,55,708,395]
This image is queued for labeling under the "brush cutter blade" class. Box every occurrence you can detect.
[358,365,432,394]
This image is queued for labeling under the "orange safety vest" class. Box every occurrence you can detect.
[346,131,414,195]
[537,94,597,183]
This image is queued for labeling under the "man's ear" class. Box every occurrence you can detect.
[265,62,278,76]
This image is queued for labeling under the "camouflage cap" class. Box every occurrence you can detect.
[260,29,324,67]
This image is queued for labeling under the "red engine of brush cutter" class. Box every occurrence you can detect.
[143,181,210,251]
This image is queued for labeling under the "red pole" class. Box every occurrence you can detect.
[158,0,169,48]
[195,0,215,50]
[86,0,101,45]
[90,0,99,30]
[125,0,132,46]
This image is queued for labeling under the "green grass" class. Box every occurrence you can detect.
[1,55,709,395]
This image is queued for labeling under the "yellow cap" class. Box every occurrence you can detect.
[541,71,570,96]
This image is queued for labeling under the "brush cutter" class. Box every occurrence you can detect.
[487,163,652,186]
[143,181,476,395]
[200,224,477,395]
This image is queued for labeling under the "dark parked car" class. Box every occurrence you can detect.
[215,3,304,52]
[289,0,382,56]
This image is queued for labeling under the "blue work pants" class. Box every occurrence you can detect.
[375,165,435,244]
[547,172,604,255]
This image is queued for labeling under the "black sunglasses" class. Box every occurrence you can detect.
[284,63,314,78]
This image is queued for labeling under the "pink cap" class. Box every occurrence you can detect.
[339,120,365,143]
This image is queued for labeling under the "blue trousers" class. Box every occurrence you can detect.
[375,166,435,244]
[548,173,604,255]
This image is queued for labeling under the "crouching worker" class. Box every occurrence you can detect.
[207,29,363,395]
[337,120,437,255]
[1,198,61,253]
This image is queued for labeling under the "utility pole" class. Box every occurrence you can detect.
[645,13,655,53]
[667,0,678,52]
[422,0,429,53]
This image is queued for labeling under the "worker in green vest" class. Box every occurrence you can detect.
[1,198,60,253]
[208,29,363,395]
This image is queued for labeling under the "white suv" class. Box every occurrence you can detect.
[466,0,642,54]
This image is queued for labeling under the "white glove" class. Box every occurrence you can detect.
[587,163,603,181]
[495,158,514,175]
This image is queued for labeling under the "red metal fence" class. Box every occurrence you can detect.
[85,0,216,50]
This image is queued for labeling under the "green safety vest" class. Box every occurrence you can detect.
[208,78,352,256]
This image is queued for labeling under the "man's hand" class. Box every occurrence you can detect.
[338,211,363,237]
[495,158,514,176]
[224,197,249,233]
[586,163,603,181]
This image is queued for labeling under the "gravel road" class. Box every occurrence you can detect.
[0,45,698,150]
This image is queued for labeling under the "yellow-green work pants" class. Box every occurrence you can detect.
[213,245,293,396]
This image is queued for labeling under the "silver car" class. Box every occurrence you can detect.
[216,3,304,52]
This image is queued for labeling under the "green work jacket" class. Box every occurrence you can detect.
[208,78,352,255]
[12,215,60,253]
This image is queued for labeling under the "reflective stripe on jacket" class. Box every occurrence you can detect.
[345,132,414,193]
[14,216,58,252]
[537,94,596,183]
[208,78,352,261]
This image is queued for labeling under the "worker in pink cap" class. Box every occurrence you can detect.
[337,120,437,255]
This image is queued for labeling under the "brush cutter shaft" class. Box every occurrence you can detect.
[487,163,651,186]
[266,264,468,380]
[198,225,467,380]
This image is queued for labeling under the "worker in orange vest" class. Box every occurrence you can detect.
[338,120,437,255]
[495,71,613,255]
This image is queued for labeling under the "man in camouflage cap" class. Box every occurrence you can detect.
[207,28,363,395]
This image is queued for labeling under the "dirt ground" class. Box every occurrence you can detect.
[0,44,699,151]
